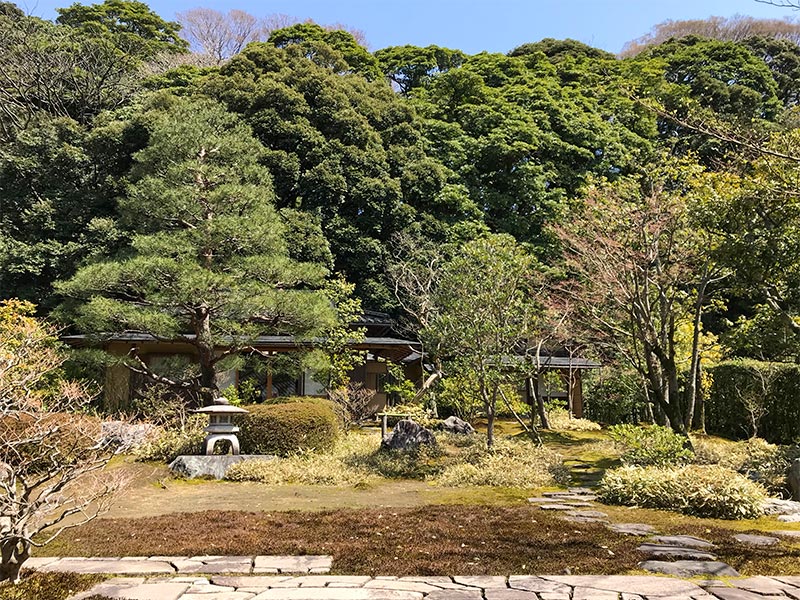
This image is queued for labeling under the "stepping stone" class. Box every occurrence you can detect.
[562,502,594,507]
[706,588,777,600]
[452,576,508,588]
[250,590,423,599]
[484,591,538,599]
[562,515,609,524]
[607,523,656,536]
[650,535,715,549]
[542,575,703,597]
[639,560,739,577]
[253,555,331,574]
[39,558,175,574]
[71,581,189,600]
[568,487,595,495]
[636,543,716,560]
[539,504,576,510]
[528,497,565,503]
[774,530,800,538]
[426,592,483,600]
[566,510,608,519]
[734,576,800,595]
[572,587,618,600]
[732,533,780,547]
[508,576,571,594]
[779,514,800,522]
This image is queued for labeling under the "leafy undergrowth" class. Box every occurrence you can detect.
[0,572,105,600]
[39,505,800,576]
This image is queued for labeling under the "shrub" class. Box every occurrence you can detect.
[134,415,206,463]
[608,424,693,466]
[237,401,340,456]
[693,436,800,496]
[225,434,376,486]
[545,405,601,432]
[434,438,569,488]
[598,464,767,519]
[706,360,800,443]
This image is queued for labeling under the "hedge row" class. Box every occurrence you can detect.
[706,360,800,444]
[236,400,340,456]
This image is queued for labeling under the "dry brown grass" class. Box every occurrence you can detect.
[39,504,800,576]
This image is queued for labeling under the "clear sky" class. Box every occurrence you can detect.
[19,0,800,55]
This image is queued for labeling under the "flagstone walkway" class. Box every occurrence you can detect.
[63,573,800,600]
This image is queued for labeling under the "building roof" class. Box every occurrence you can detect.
[62,333,421,362]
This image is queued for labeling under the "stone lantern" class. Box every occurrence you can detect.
[194,397,249,456]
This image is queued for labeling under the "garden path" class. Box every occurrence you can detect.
[64,573,800,600]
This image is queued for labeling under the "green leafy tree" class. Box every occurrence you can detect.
[425,234,543,447]
[56,97,333,403]
[314,276,367,392]
[374,44,466,95]
[56,0,188,58]
[198,42,481,310]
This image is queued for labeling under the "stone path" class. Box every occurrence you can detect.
[65,574,800,600]
[526,488,800,578]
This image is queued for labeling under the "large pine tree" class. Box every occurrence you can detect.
[58,96,334,402]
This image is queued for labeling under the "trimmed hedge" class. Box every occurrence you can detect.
[237,401,340,456]
[706,360,800,444]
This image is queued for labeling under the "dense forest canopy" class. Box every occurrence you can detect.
[4,0,800,420]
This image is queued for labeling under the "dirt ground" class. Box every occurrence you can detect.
[104,459,531,519]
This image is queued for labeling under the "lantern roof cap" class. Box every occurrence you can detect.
[193,398,249,414]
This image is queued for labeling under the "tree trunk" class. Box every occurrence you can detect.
[1,538,30,585]
[684,280,707,432]
[482,384,496,448]
[531,376,550,429]
[195,306,218,405]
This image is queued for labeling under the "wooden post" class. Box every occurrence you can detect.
[570,370,584,419]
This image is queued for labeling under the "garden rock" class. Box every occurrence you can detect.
[381,419,437,451]
[169,454,274,479]
[438,416,476,435]
[101,421,158,453]
[790,458,800,501]
[762,497,800,515]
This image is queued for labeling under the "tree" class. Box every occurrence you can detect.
[56,97,334,403]
[556,161,724,434]
[374,45,466,95]
[176,7,264,63]
[0,299,125,584]
[56,0,188,58]
[0,10,143,136]
[424,234,543,447]
[199,42,481,310]
[621,14,800,56]
[314,276,367,392]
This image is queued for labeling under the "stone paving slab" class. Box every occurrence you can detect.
[64,572,800,600]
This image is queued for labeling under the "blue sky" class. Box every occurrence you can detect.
[20,0,800,54]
